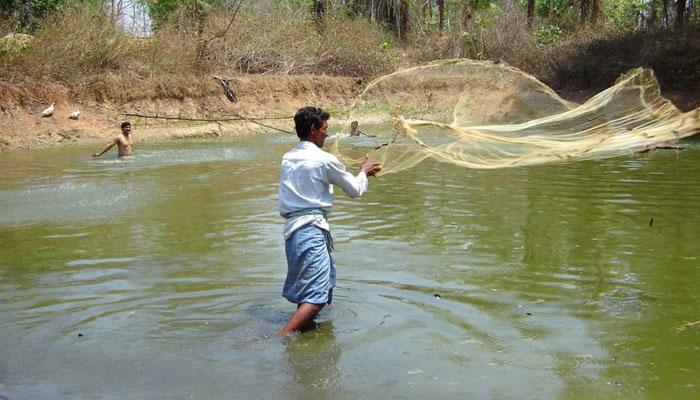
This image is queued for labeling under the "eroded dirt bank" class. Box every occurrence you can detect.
[0,74,363,151]
[2,73,697,153]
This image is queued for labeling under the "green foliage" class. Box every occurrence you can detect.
[0,0,101,30]
[145,0,180,30]
[15,3,148,81]
[471,2,503,29]
[535,24,563,46]
[461,31,476,44]
[0,1,395,82]
[0,34,32,59]
[534,0,568,18]
[605,0,647,31]
[25,0,64,18]
[446,0,490,12]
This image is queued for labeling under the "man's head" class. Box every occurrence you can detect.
[294,107,329,147]
[121,121,132,134]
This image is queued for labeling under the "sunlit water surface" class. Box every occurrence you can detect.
[1,134,699,400]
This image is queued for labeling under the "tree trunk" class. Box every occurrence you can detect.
[690,0,695,18]
[194,0,206,66]
[438,0,445,35]
[462,0,473,30]
[399,0,409,41]
[591,0,600,24]
[580,0,590,24]
[527,0,535,27]
[313,0,325,33]
[649,0,658,28]
[21,0,32,28]
[676,0,686,28]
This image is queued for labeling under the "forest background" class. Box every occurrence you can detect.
[1,0,699,148]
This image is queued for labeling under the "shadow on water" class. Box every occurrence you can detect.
[282,321,348,400]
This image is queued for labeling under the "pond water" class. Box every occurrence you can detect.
[1,133,698,400]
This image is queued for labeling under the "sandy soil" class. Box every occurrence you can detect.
[0,74,364,152]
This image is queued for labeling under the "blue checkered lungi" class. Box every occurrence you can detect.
[283,223,335,305]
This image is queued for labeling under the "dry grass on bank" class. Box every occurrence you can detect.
[407,2,540,68]
[0,4,395,104]
[2,3,699,110]
[202,8,394,77]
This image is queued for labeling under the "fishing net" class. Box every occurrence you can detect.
[330,59,700,174]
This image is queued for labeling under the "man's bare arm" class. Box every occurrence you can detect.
[92,140,117,157]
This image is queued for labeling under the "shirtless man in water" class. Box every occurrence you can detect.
[92,121,134,157]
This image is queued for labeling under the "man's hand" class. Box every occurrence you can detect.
[361,154,382,177]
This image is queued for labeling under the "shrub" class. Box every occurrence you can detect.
[201,6,396,77]
[0,2,397,102]
[535,24,564,46]
[14,4,143,82]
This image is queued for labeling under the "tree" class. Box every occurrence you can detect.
[461,0,472,30]
[0,0,72,30]
[591,0,600,24]
[194,0,205,66]
[580,0,600,25]
[648,0,658,27]
[676,0,686,27]
[145,0,179,30]
[346,0,410,39]
[399,0,408,40]
[312,0,325,32]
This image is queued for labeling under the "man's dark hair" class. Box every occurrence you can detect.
[121,121,131,130]
[294,107,329,140]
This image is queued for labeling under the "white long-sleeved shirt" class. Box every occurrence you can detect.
[278,141,368,239]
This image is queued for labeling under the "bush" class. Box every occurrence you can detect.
[0,33,35,54]
[535,24,564,46]
[407,2,548,75]
[0,2,397,101]
[201,6,396,77]
[12,4,146,82]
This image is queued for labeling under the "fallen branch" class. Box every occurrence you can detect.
[212,75,238,103]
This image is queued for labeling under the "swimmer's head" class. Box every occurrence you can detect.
[121,121,132,134]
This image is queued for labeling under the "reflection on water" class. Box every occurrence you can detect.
[1,135,699,399]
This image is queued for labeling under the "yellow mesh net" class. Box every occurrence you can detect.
[330,59,700,175]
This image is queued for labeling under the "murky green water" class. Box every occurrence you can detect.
[1,134,698,399]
